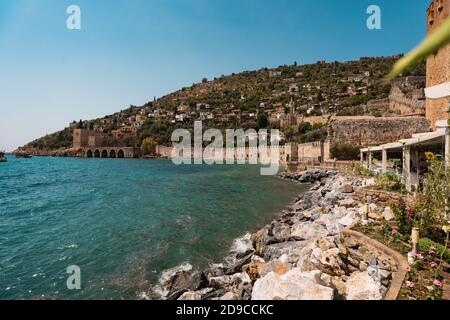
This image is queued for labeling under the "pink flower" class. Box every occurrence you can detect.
[433,279,443,287]
[406,209,413,221]
[415,253,424,260]
[392,228,398,236]
[406,281,415,288]
[430,261,438,268]
[429,246,437,255]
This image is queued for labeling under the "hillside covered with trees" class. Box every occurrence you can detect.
[23,55,425,151]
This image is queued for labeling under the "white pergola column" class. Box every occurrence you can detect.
[382,148,387,173]
[360,150,364,164]
[415,149,420,187]
[368,150,373,170]
[403,146,412,192]
[445,127,450,167]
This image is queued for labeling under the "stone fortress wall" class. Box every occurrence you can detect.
[388,77,426,115]
[73,129,140,158]
[328,116,431,147]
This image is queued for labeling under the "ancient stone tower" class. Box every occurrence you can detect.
[73,129,90,148]
[426,0,450,129]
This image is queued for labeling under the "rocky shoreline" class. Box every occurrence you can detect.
[149,169,398,301]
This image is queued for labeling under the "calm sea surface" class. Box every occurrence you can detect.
[0,156,306,299]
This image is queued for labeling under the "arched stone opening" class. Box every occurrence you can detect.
[101,150,108,158]
[94,150,100,158]
[86,150,93,158]
[110,150,116,158]
[118,150,125,158]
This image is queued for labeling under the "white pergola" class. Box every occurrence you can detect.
[360,83,449,192]
[361,129,447,191]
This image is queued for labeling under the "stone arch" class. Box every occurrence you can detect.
[118,149,125,158]
[101,150,108,158]
[110,150,116,158]
[94,149,100,158]
[86,150,93,158]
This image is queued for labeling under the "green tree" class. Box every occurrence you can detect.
[257,113,268,129]
[141,137,157,156]
[330,144,360,160]
[298,122,312,134]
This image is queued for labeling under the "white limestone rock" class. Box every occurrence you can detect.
[382,207,394,221]
[338,211,356,227]
[290,221,329,240]
[251,268,334,300]
[346,271,383,300]
[362,178,376,187]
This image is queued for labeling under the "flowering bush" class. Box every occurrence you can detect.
[416,154,450,236]
[391,203,415,237]
[419,238,450,264]
[404,245,445,300]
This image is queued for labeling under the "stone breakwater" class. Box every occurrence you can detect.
[149,169,398,301]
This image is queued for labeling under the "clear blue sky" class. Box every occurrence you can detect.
[0,0,430,151]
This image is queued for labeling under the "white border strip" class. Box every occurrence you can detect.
[424,82,450,99]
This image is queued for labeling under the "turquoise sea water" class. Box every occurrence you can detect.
[0,156,306,299]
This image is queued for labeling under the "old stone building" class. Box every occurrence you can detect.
[328,116,430,147]
[426,0,450,129]
[73,129,93,148]
[73,128,139,158]
[388,77,426,115]
[73,129,105,148]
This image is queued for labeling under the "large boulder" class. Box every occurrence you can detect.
[209,272,252,289]
[331,276,347,298]
[292,198,313,211]
[271,222,294,242]
[251,227,272,256]
[338,198,357,208]
[338,211,356,227]
[340,184,354,194]
[251,268,334,300]
[257,254,292,278]
[309,246,348,276]
[323,190,339,206]
[156,264,208,300]
[225,252,254,275]
[177,288,214,300]
[290,221,329,240]
[263,241,306,261]
[346,271,383,300]
[298,172,311,183]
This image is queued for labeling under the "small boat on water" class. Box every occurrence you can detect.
[15,151,33,159]
[0,151,7,162]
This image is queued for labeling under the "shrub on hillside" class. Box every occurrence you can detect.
[330,144,360,160]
